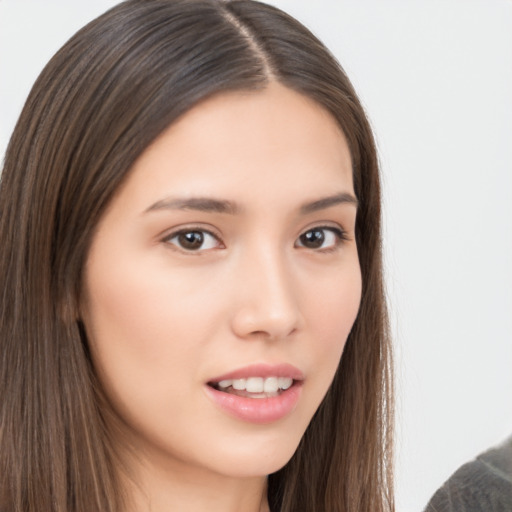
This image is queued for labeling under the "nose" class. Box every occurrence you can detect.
[230,248,302,341]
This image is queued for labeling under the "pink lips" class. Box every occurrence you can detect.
[209,363,304,383]
[205,363,304,424]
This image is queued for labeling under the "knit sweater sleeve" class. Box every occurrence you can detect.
[424,437,512,512]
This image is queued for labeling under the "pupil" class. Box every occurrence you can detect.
[301,229,324,248]
[179,231,203,250]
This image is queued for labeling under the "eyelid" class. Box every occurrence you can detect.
[161,225,225,253]
[299,221,349,238]
[295,224,350,251]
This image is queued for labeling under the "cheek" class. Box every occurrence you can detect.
[81,263,219,456]
[80,250,213,411]
[304,262,362,386]
[84,273,172,370]
[311,262,362,339]
[83,248,218,355]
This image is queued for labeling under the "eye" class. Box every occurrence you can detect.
[295,226,346,251]
[163,229,222,252]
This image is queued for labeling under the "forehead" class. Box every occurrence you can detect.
[113,82,354,214]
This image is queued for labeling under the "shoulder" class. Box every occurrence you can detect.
[424,437,512,512]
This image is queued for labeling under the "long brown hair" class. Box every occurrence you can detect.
[0,1,393,511]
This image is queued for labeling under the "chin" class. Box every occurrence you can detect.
[201,429,304,479]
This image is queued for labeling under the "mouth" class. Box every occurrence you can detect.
[205,364,304,423]
[208,376,295,399]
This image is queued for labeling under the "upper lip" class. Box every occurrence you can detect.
[208,363,304,384]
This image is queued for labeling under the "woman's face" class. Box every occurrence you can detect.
[82,83,361,479]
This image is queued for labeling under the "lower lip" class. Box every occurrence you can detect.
[205,383,303,424]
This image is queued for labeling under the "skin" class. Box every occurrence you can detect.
[81,82,362,512]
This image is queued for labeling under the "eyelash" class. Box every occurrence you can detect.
[162,225,349,254]
[162,227,223,253]
[295,226,348,253]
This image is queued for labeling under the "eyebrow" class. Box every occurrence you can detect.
[145,197,240,215]
[299,192,358,214]
[144,192,358,216]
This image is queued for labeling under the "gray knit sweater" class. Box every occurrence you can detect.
[424,436,512,512]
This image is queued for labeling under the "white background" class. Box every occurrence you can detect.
[1,1,511,511]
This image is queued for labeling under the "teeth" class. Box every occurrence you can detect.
[216,376,294,392]
[232,379,245,390]
[263,377,278,393]
[278,377,293,390]
[246,377,264,393]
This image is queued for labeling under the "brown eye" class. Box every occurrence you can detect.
[296,227,345,250]
[178,231,204,250]
[165,229,221,252]
[299,229,325,248]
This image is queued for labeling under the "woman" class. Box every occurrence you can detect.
[0,1,393,511]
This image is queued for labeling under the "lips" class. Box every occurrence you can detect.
[205,363,304,423]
